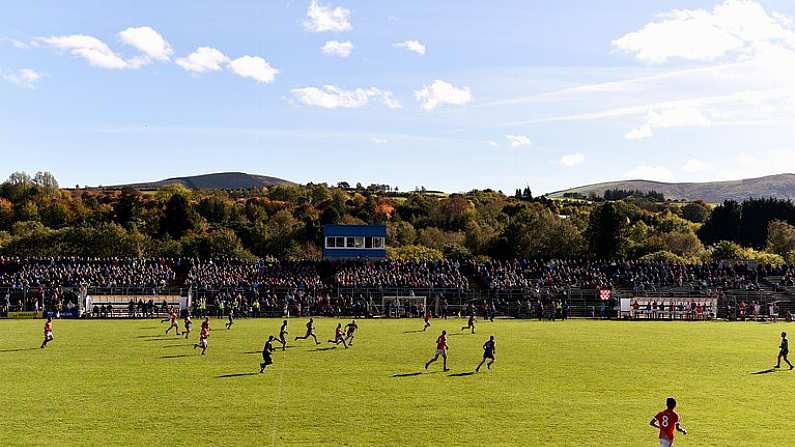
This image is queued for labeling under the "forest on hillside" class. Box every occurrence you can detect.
[1,171,795,264]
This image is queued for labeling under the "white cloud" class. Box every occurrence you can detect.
[321,40,353,58]
[370,137,389,144]
[625,125,653,140]
[613,0,795,64]
[393,40,426,56]
[560,153,585,167]
[415,80,472,111]
[505,135,531,147]
[1,38,29,49]
[2,68,41,89]
[304,0,352,32]
[683,159,712,173]
[228,56,279,83]
[175,47,229,73]
[626,106,712,140]
[119,26,172,61]
[291,85,401,109]
[37,34,141,69]
[624,165,675,182]
[487,140,499,147]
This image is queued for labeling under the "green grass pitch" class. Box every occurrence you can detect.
[1,318,793,446]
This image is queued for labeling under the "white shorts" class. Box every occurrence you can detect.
[435,349,447,358]
[660,438,673,447]
[45,331,53,338]
[199,339,208,348]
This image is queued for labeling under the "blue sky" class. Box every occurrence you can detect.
[2,0,795,194]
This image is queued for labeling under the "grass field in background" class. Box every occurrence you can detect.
[1,318,794,446]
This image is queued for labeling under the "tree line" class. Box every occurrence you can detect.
[0,171,793,264]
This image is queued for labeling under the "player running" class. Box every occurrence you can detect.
[182,315,192,339]
[40,317,54,349]
[260,335,275,373]
[650,397,687,447]
[165,309,179,335]
[475,336,496,372]
[424,330,449,371]
[294,318,320,345]
[194,317,210,355]
[275,320,289,351]
[225,309,234,330]
[328,323,349,349]
[776,331,794,370]
[423,310,432,331]
[344,320,358,346]
[461,313,475,334]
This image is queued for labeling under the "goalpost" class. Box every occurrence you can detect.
[381,295,427,318]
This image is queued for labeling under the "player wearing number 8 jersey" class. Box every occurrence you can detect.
[650,397,687,447]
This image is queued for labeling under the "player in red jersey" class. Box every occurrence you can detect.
[165,310,179,335]
[328,323,349,348]
[40,317,54,349]
[650,397,686,447]
[194,317,210,355]
[423,310,432,331]
[424,330,449,371]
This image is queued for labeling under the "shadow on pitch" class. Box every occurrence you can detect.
[160,354,191,359]
[0,347,38,353]
[217,372,259,378]
[403,330,425,334]
[315,347,337,352]
[751,368,778,375]
[448,371,475,377]
[393,372,423,377]
[145,337,180,341]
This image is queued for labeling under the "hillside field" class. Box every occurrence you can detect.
[1,318,793,446]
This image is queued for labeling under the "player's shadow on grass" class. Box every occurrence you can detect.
[751,368,778,375]
[217,372,259,378]
[145,337,179,341]
[160,354,191,359]
[136,335,164,338]
[314,347,337,351]
[162,344,189,348]
[402,330,425,334]
[0,347,38,353]
[393,372,423,377]
[448,371,475,377]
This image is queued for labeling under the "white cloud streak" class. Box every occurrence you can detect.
[304,0,352,32]
[321,40,353,57]
[415,80,472,111]
[291,85,401,109]
[393,40,426,55]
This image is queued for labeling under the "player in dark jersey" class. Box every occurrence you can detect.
[275,320,288,351]
[260,336,275,373]
[328,323,349,348]
[225,309,234,330]
[461,313,475,334]
[182,315,192,339]
[344,320,358,346]
[475,336,496,372]
[776,331,793,370]
[294,318,320,344]
[40,317,54,349]
[423,310,432,331]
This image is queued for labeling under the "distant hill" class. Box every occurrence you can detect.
[111,172,293,190]
[547,173,795,203]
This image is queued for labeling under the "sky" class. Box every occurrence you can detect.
[2,0,795,194]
